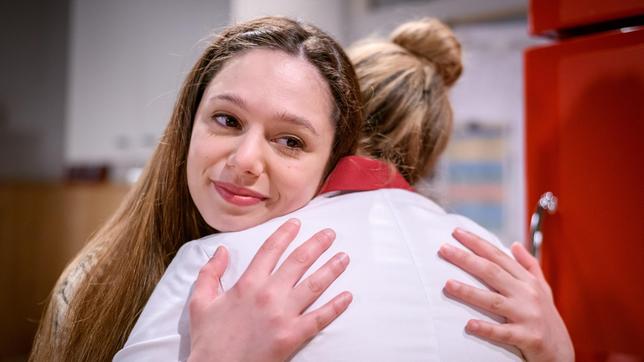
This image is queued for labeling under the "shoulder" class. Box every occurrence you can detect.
[164,238,212,277]
[376,188,507,251]
[280,189,521,360]
[120,238,211,357]
[51,242,104,335]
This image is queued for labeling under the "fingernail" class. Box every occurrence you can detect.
[337,252,350,267]
[452,228,468,238]
[466,320,479,333]
[439,243,456,256]
[446,279,460,291]
[211,245,223,259]
[323,228,336,239]
[288,218,301,226]
[337,291,353,306]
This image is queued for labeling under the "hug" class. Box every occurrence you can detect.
[30,16,572,362]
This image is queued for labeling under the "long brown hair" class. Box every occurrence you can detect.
[349,18,463,184]
[30,16,362,362]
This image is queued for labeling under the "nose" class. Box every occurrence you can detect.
[226,130,265,178]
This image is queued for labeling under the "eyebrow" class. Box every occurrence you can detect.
[210,93,319,136]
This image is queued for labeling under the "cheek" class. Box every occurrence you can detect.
[274,155,328,210]
[186,138,204,206]
[186,128,223,199]
[186,137,205,185]
[279,179,317,212]
[187,131,224,171]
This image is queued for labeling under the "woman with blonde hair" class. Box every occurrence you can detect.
[117,18,573,362]
[349,18,573,361]
[352,18,463,184]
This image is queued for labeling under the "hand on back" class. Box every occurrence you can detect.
[187,219,352,362]
[439,228,574,362]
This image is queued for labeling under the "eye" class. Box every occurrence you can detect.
[213,114,242,130]
[274,136,304,150]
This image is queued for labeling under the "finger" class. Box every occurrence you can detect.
[192,246,229,304]
[290,252,350,312]
[465,319,529,350]
[443,279,517,320]
[438,243,516,294]
[511,242,547,284]
[511,242,553,299]
[243,218,301,277]
[273,228,336,286]
[452,228,532,281]
[298,291,353,339]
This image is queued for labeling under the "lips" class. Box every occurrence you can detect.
[212,181,268,207]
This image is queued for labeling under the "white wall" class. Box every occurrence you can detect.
[65,0,229,165]
[345,0,527,42]
[231,0,349,44]
[449,21,544,243]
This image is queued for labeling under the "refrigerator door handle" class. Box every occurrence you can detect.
[529,191,558,260]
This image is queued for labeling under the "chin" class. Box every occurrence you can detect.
[205,213,267,233]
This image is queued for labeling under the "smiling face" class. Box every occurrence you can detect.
[187,48,335,232]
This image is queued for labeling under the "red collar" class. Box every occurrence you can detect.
[318,156,413,194]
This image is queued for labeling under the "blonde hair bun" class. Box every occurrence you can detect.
[391,18,462,86]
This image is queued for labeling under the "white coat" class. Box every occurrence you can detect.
[114,188,523,361]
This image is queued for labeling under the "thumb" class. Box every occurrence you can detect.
[192,246,229,303]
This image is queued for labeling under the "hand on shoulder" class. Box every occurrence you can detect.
[188,219,352,362]
[439,228,574,362]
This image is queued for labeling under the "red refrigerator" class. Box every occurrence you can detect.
[525,1,644,360]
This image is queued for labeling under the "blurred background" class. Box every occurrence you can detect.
[1,0,642,361]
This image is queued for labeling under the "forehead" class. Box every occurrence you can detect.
[202,48,334,126]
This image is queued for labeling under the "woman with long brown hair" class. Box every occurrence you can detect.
[30,16,365,362]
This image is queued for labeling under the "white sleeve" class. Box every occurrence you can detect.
[113,241,211,362]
